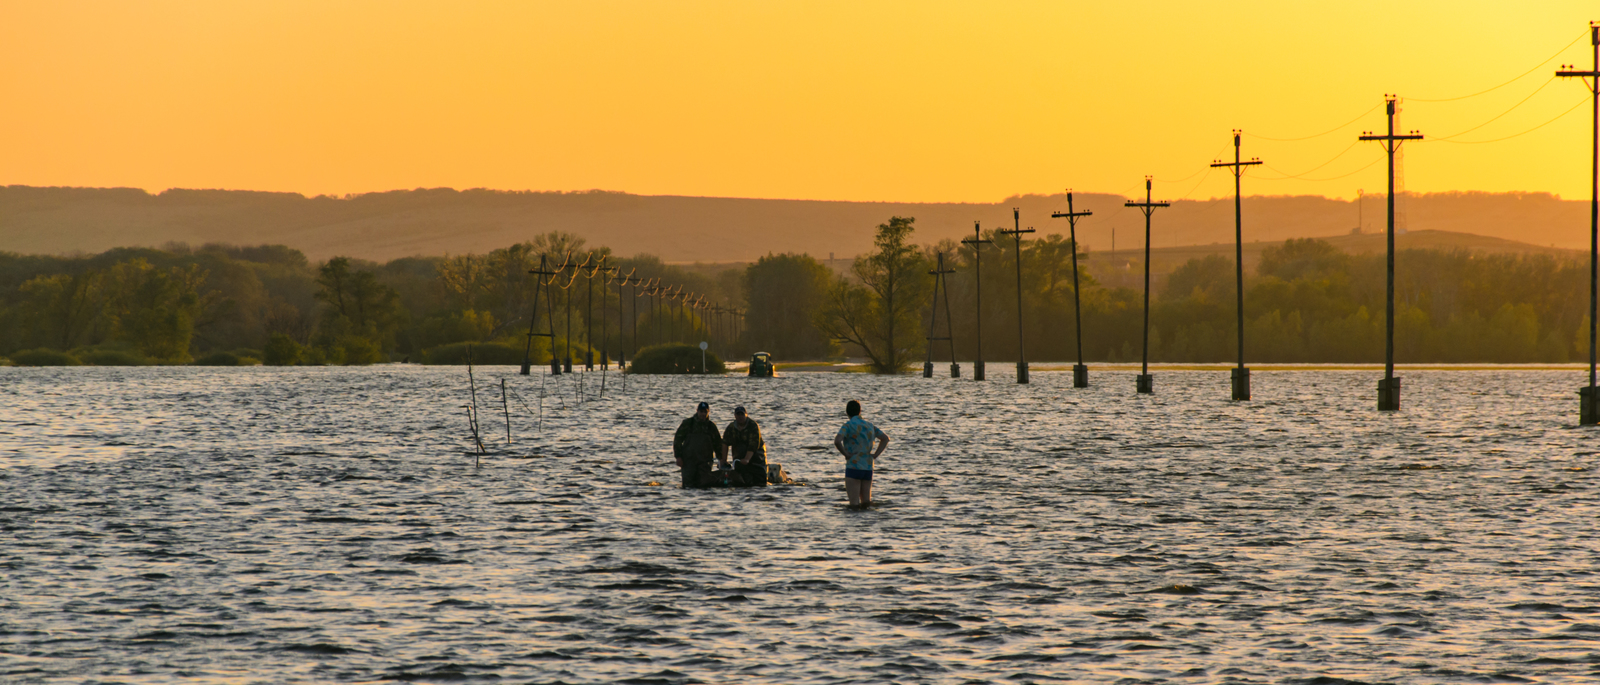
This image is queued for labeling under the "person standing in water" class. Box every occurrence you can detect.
[833,399,888,506]
[674,401,724,488]
[723,405,768,487]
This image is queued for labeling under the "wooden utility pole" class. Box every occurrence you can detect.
[1212,132,1263,401]
[924,252,959,378]
[961,222,993,380]
[1360,97,1423,411]
[1050,192,1093,388]
[1125,178,1170,394]
[997,209,1035,384]
[1560,22,1600,424]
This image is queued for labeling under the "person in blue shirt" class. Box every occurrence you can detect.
[832,399,889,507]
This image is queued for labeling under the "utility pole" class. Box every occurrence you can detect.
[521,255,559,375]
[557,253,579,374]
[1360,97,1423,411]
[594,260,617,369]
[924,252,959,378]
[1212,132,1263,401]
[961,222,993,380]
[1126,178,1170,394]
[1050,192,1093,388]
[628,275,640,359]
[998,209,1035,384]
[1560,22,1600,425]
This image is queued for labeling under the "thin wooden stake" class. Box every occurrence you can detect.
[501,378,511,444]
[467,345,486,462]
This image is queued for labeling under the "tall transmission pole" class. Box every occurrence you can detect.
[521,255,559,375]
[1560,22,1600,425]
[998,208,1035,384]
[1050,192,1093,388]
[1212,132,1262,401]
[1360,97,1423,411]
[1125,178,1169,394]
[961,222,993,380]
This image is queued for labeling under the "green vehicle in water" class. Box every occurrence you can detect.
[748,352,774,377]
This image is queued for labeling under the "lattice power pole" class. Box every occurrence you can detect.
[1212,132,1262,401]
[961,222,993,380]
[1126,178,1170,394]
[1560,22,1600,425]
[1360,97,1423,411]
[521,255,559,376]
[1050,192,1093,388]
[924,251,959,378]
[998,209,1035,384]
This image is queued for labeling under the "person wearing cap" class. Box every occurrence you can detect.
[673,401,725,488]
[833,399,888,506]
[722,405,767,487]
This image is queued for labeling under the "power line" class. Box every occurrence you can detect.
[1425,94,1589,144]
[1429,77,1558,140]
[1245,103,1381,141]
[1253,140,1361,179]
[1409,29,1590,102]
[1255,154,1386,182]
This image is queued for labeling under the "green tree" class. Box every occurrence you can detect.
[107,260,208,362]
[313,257,403,363]
[744,253,836,360]
[816,216,930,373]
[17,270,109,349]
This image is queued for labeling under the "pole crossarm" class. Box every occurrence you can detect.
[1210,131,1263,176]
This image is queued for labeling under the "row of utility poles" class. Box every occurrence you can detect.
[923,21,1600,424]
[516,253,744,376]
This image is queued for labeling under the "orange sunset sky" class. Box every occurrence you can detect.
[1,1,1596,204]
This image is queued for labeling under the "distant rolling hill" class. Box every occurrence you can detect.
[0,185,1588,264]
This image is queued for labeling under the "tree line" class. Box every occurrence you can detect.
[0,221,1591,367]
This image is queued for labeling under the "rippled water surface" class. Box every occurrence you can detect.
[4,365,1600,684]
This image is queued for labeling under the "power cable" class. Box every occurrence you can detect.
[1409,29,1589,102]
[1253,154,1385,183]
[1429,78,1557,140]
[1425,94,1589,144]
[1245,104,1381,142]
[1253,140,1361,179]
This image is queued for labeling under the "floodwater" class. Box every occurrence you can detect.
[3,365,1600,684]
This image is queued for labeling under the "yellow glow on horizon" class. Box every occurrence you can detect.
[0,1,1596,203]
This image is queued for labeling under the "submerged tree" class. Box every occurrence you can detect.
[816,216,931,373]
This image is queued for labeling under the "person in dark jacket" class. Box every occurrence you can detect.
[674,401,725,488]
[723,405,767,487]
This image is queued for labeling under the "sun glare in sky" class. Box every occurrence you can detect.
[1,1,1596,203]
